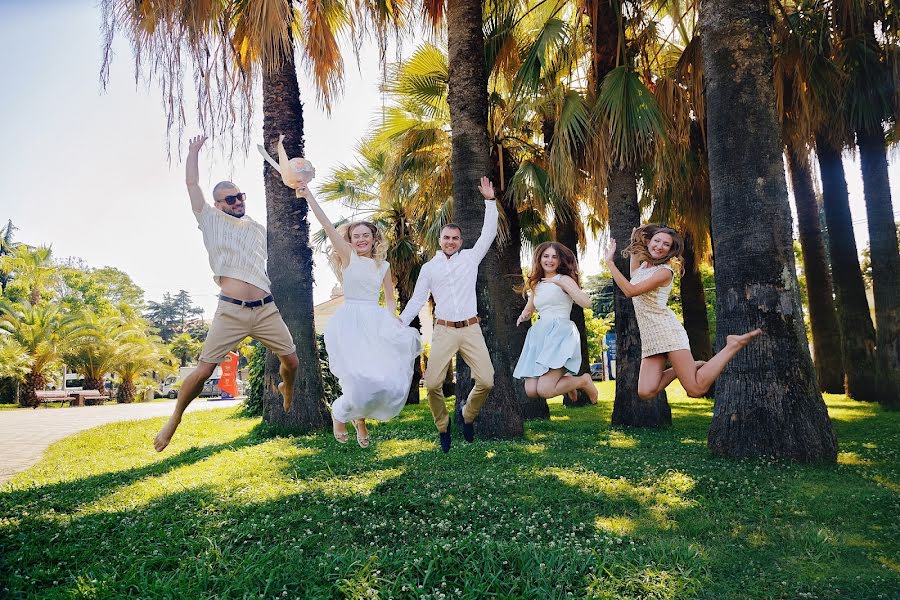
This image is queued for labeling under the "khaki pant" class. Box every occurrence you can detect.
[199,300,296,363]
[424,324,494,432]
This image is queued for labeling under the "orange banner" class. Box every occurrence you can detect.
[217,351,240,398]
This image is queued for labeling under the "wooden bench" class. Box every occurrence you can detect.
[34,390,76,408]
[70,390,111,406]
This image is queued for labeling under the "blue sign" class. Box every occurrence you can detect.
[605,332,617,360]
[605,332,617,380]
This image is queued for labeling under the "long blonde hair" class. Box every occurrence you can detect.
[622,224,684,273]
[326,221,388,282]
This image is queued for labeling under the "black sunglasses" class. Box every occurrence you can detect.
[218,192,246,205]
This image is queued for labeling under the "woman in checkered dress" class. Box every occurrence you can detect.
[604,224,761,399]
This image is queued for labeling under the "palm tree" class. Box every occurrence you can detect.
[590,6,672,427]
[0,299,87,407]
[115,335,172,403]
[783,1,882,401]
[0,220,17,295]
[510,3,595,408]
[831,0,900,407]
[98,0,396,429]
[0,335,30,382]
[816,131,881,399]
[0,245,56,305]
[64,313,145,393]
[700,0,837,460]
[445,0,525,438]
[773,5,847,392]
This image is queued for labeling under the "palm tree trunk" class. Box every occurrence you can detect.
[680,233,713,362]
[84,375,105,393]
[587,1,670,426]
[496,179,545,419]
[856,126,900,409]
[260,45,329,432]
[21,371,43,408]
[117,378,135,403]
[447,0,523,438]
[785,143,846,394]
[556,217,593,408]
[815,133,880,400]
[701,0,836,461]
[609,170,672,427]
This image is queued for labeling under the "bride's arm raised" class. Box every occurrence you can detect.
[297,186,352,267]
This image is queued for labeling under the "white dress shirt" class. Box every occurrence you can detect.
[399,199,498,326]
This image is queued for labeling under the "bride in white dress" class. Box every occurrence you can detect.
[298,186,422,447]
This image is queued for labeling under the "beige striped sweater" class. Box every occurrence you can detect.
[196,203,271,293]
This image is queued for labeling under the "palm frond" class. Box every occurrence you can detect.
[595,66,666,170]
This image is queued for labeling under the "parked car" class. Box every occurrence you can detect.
[159,366,223,398]
[200,378,221,398]
[590,362,604,381]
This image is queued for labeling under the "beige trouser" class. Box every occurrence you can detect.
[199,300,296,363]
[424,324,495,432]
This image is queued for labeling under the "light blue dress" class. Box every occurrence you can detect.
[513,279,582,378]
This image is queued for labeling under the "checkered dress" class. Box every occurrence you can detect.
[630,263,691,358]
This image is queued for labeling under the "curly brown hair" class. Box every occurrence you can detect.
[622,224,684,273]
[519,241,581,296]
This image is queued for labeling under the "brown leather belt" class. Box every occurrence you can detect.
[219,294,274,308]
[435,316,480,328]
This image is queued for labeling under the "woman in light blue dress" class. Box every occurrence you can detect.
[514,242,598,403]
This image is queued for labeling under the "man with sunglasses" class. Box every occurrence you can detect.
[153,134,299,452]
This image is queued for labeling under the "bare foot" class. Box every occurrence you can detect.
[582,374,599,404]
[726,328,762,349]
[353,419,370,448]
[153,418,180,452]
[278,382,292,412]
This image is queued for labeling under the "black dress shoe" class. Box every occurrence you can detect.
[439,429,451,453]
[462,419,475,443]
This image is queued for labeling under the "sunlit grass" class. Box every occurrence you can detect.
[1,382,897,599]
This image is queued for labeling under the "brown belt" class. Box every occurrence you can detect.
[435,316,480,328]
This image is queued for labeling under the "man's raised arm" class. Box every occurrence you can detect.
[470,176,499,262]
[186,135,208,216]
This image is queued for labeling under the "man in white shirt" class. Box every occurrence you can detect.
[153,135,299,453]
[399,176,498,452]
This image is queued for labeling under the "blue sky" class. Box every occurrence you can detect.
[0,1,896,319]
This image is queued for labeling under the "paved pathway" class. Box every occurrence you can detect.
[0,399,242,484]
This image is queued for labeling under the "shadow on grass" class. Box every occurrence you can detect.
[1,395,897,599]
[0,428,269,517]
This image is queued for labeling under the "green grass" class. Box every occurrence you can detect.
[1,383,897,599]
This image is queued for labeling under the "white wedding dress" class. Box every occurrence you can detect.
[325,251,423,423]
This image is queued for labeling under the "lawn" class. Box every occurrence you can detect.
[1,383,897,599]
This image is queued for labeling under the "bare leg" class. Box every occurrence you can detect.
[581,374,599,404]
[154,361,217,452]
[670,329,762,397]
[536,368,590,399]
[637,356,668,400]
[649,360,707,397]
[277,353,299,412]
[524,378,539,398]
